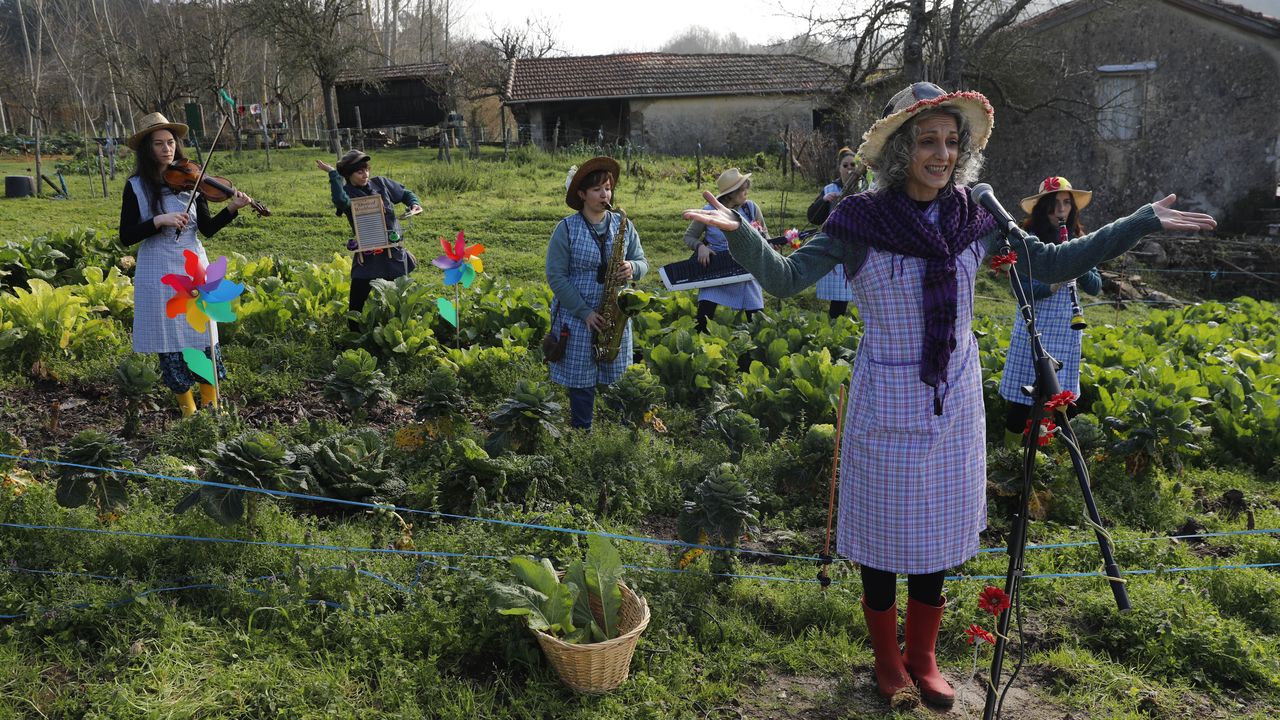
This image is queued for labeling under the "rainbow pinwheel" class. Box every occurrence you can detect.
[432,231,485,289]
[161,250,244,333]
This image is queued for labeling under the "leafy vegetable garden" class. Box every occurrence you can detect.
[0,148,1278,718]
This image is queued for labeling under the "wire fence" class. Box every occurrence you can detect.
[3,451,1279,621]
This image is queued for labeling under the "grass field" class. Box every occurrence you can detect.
[0,145,1277,720]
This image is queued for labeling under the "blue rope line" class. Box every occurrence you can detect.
[8,512,1273,572]
[8,548,1280,623]
[0,453,822,563]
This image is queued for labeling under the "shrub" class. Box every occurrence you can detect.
[486,379,562,455]
[323,348,396,415]
[55,430,132,515]
[600,364,665,427]
[293,430,405,503]
[115,354,160,439]
[547,424,676,521]
[701,406,764,459]
[677,462,760,577]
[176,430,298,525]
[1074,581,1280,691]
[0,279,115,376]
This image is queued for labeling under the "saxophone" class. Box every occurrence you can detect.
[593,205,632,363]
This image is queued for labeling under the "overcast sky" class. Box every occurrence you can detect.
[456,0,816,56]
[456,0,1280,57]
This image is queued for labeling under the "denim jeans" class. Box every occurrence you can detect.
[567,386,596,429]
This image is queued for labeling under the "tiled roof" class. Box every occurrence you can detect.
[1021,0,1279,36]
[504,53,844,103]
[336,63,452,85]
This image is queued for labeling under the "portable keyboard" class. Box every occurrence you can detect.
[659,252,754,291]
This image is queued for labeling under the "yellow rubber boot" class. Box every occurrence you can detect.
[175,390,196,418]
[198,383,219,411]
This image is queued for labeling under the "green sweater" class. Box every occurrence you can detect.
[723,202,1161,297]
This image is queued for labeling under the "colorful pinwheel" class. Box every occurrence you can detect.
[161,250,244,333]
[431,230,486,338]
[160,250,244,388]
[432,231,485,289]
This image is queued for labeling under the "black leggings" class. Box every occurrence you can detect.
[861,565,945,612]
[695,300,757,333]
[828,301,849,319]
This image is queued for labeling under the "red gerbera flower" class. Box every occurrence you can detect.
[1022,417,1059,447]
[1042,176,1062,192]
[989,251,1018,273]
[978,585,1011,615]
[1045,391,1077,413]
[966,623,996,645]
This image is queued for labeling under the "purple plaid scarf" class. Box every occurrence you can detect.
[826,185,996,399]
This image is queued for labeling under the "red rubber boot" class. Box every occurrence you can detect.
[904,595,955,708]
[861,597,913,699]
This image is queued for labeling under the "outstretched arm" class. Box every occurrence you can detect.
[684,191,839,297]
[990,195,1215,284]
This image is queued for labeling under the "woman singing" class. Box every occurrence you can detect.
[685,82,1215,708]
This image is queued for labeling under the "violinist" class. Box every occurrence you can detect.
[119,112,255,418]
[316,150,422,330]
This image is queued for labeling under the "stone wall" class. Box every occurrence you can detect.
[982,0,1280,231]
[629,95,819,155]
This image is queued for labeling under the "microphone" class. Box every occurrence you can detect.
[971,183,1031,240]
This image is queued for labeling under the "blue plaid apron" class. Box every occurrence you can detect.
[548,213,632,389]
[815,183,856,302]
[128,176,215,354]
[999,281,1083,404]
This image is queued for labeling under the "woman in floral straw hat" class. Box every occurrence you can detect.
[684,82,1215,707]
[681,167,769,332]
[119,112,256,417]
[546,157,648,429]
[998,176,1101,447]
[807,146,869,318]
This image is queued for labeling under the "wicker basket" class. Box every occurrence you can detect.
[532,580,651,693]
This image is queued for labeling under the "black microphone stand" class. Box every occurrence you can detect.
[981,228,1131,720]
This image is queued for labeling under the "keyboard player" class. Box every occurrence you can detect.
[682,168,773,333]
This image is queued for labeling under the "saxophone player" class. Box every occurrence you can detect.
[546,157,649,429]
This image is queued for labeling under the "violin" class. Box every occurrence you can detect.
[163,159,270,217]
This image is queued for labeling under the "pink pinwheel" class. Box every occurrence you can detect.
[432,230,485,288]
[161,250,244,333]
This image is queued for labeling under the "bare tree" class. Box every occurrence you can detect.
[659,26,755,54]
[13,0,45,195]
[799,0,1036,91]
[453,14,560,105]
[243,0,378,155]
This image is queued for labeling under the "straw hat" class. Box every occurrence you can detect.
[126,112,188,150]
[855,82,993,170]
[565,156,621,210]
[1020,176,1093,214]
[336,149,372,177]
[715,168,752,198]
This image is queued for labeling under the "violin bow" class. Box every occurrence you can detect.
[181,115,230,216]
